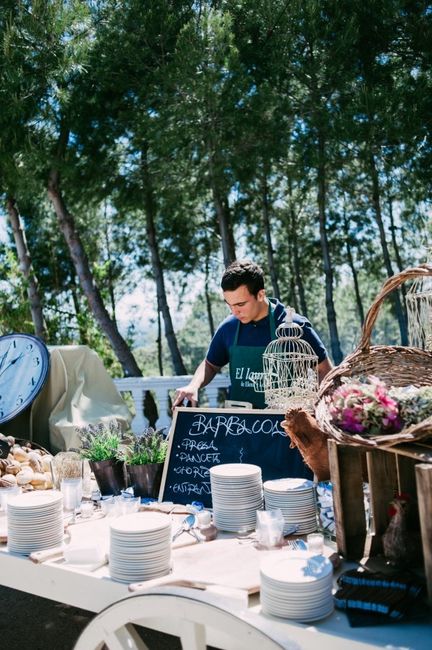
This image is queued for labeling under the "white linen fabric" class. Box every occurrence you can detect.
[30,345,131,453]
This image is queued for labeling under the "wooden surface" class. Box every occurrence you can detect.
[328,441,366,559]
[1,511,432,649]
[129,537,327,595]
[366,448,397,555]
[415,463,432,605]
[0,506,331,596]
[379,441,432,462]
[329,439,432,608]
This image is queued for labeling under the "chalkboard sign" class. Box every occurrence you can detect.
[159,407,312,507]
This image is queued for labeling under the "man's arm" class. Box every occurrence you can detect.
[172,359,220,409]
[318,357,333,384]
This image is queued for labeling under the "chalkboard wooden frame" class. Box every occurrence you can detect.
[158,407,312,507]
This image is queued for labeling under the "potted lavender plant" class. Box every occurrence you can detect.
[77,420,129,496]
[119,427,168,499]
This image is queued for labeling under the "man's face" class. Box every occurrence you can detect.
[223,285,267,324]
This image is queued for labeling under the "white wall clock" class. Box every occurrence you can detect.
[0,333,50,425]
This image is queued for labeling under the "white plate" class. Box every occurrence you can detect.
[210,464,262,478]
[110,513,170,534]
[261,552,333,584]
[7,491,63,509]
[263,478,314,492]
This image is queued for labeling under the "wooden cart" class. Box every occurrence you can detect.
[328,438,432,604]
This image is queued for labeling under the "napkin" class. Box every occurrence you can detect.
[63,542,106,565]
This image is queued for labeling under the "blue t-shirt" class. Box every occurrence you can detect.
[206,298,328,368]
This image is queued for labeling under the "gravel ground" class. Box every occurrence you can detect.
[0,585,181,650]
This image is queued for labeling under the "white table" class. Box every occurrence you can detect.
[0,515,430,650]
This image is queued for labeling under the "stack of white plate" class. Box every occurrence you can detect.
[7,491,64,555]
[263,478,317,535]
[209,463,263,533]
[260,551,334,622]
[109,512,171,584]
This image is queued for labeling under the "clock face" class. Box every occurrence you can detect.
[0,333,50,425]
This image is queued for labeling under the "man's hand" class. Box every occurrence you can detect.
[172,385,198,410]
[171,360,219,411]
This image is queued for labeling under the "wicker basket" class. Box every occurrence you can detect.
[315,264,432,448]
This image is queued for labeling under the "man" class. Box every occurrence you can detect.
[173,259,332,409]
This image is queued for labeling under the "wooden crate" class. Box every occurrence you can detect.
[328,439,432,605]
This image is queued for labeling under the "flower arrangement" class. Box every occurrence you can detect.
[328,376,403,436]
[77,420,130,462]
[389,385,432,426]
[119,427,168,465]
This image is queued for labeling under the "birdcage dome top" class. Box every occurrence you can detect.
[254,306,319,411]
[263,307,319,358]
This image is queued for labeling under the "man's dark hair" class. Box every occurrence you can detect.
[221,259,265,296]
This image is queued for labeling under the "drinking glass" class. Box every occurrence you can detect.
[61,478,83,511]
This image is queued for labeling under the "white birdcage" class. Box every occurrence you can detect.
[252,307,319,411]
[406,267,432,351]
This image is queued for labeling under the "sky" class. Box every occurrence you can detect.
[0,212,246,347]
[115,271,209,347]
[0,214,7,243]
[1,212,204,346]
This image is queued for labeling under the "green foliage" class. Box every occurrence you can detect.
[390,386,432,427]
[76,420,130,462]
[0,248,34,334]
[119,427,168,465]
[1,0,432,371]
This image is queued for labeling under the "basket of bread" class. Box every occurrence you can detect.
[0,433,54,491]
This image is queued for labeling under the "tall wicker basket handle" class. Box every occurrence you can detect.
[357,263,432,354]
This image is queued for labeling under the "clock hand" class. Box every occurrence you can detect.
[0,343,12,372]
[0,352,26,378]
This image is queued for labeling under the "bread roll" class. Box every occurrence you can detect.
[16,468,35,485]
[30,472,46,486]
[0,474,17,487]
[12,447,28,463]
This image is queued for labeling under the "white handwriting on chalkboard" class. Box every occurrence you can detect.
[173,464,209,479]
[177,451,220,464]
[172,481,211,495]
[180,439,219,451]
[189,414,284,438]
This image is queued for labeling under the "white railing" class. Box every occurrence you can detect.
[113,374,231,434]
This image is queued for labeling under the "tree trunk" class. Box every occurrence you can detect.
[6,197,48,340]
[204,256,215,338]
[287,174,308,317]
[141,146,187,375]
[317,131,343,363]
[211,185,236,267]
[103,204,117,325]
[387,192,407,305]
[47,169,142,377]
[208,152,236,267]
[261,174,280,300]
[369,151,407,344]
[287,255,300,313]
[70,278,88,344]
[342,210,364,325]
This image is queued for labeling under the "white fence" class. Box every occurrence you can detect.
[113,374,231,434]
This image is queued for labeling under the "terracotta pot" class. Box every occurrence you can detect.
[89,459,126,496]
[126,462,164,498]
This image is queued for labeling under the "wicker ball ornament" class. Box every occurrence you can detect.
[252,307,319,411]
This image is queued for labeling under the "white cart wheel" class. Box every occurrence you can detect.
[74,586,290,650]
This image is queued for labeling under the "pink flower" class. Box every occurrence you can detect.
[329,376,402,436]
